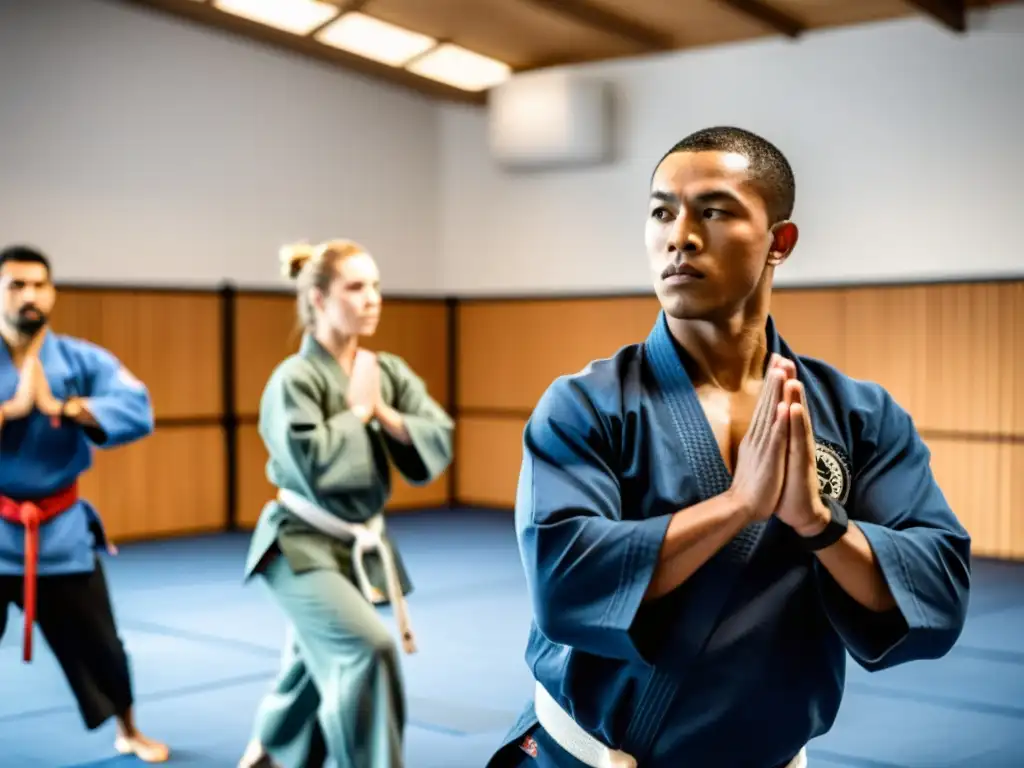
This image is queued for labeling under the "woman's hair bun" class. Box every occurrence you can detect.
[279,242,317,280]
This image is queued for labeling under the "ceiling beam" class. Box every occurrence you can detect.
[517,0,675,52]
[308,0,367,37]
[904,0,967,32]
[113,0,487,105]
[715,0,805,39]
[322,0,369,14]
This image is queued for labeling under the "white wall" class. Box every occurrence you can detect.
[0,0,441,293]
[4,1,1022,297]
[439,4,1024,296]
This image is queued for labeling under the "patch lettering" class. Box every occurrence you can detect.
[814,439,851,505]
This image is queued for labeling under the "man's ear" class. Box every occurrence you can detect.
[767,221,799,267]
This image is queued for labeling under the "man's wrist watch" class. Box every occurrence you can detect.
[798,496,849,552]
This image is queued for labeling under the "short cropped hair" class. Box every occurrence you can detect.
[0,245,52,277]
[657,126,796,224]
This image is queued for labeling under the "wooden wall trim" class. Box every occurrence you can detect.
[53,270,1024,303]
[220,284,239,531]
[149,415,226,428]
[53,281,455,302]
[445,297,460,509]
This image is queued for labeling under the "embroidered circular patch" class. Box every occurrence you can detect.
[815,440,850,505]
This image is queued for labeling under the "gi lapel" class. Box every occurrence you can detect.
[299,333,344,374]
[623,312,780,758]
[299,333,355,396]
[644,309,772,556]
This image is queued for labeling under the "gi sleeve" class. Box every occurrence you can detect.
[259,364,376,495]
[80,346,154,447]
[818,391,971,672]
[379,354,454,485]
[516,377,671,664]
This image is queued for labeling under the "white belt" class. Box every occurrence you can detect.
[535,681,808,768]
[276,488,416,654]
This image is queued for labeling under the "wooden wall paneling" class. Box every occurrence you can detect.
[79,425,226,541]
[999,282,1024,437]
[233,292,311,530]
[842,285,932,428]
[926,437,1006,558]
[456,296,660,414]
[49,289,226,540]
[237,423,271,530]
[926,436,1024,560]
[52,290,223,420]
[924,283,1008,436]
[455,416,528,508]
[1004,443,1024,559]
[839,282,1021,437]
[769,288,848,367]
[996,281,1024,559]
[233,294,300,417]
[454,296,661,509]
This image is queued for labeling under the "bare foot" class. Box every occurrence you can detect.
[114,732,170,763]
[238,740,278,768]
[114,709,169,763]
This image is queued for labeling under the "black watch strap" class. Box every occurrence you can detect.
[799,496,849,552]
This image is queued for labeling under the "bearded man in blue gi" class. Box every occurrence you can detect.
[487,127,971,768]
[0,245,169,763]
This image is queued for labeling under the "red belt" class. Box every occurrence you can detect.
[0,482,79,662]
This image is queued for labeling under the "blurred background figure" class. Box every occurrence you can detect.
[0,245,169,763]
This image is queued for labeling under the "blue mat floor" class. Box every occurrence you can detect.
[1,508,1022,767]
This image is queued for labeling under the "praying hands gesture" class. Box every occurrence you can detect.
[347,348,411,445]
[0,354,82,429]
[1,356,40,423]
[729,362,790,522]
[729,353,829,535]
[768,356,831,537]
[33,355,65,422]
[347,348,382,423]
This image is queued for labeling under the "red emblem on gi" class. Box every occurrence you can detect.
[520,734,538,758]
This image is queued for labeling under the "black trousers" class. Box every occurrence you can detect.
[0,555,134,730]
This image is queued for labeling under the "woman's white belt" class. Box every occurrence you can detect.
[534,681,808,768]
[276,488,416,654]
